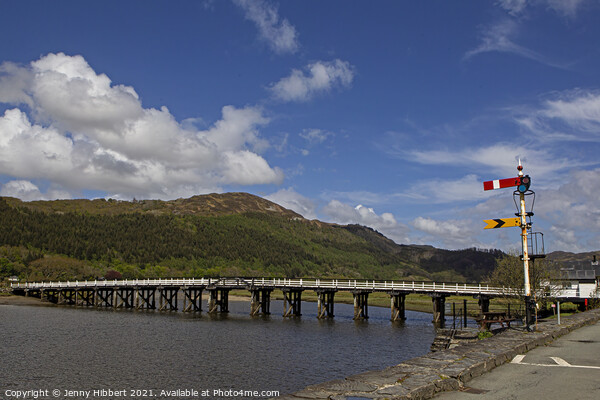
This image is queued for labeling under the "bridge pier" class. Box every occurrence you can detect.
[115,288,135,309]
[135,287,156,310]
[43,289,59,304]
[26,289,41,298]
[208,288,230,314]
[316,289,336,319]
[182,287,203,312]
[158,287,179,311]
[76,288,95,307]
[59,289,76,305]
[431,294,447,326]
[250,288,272,316]
[353,290,371,320]
[282,289,303,317]
[389,291,408,321]
[95,288,114,308]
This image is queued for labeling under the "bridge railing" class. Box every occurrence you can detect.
[11,277,510,295]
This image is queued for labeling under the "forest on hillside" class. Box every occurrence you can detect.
[0,197,503,283]
[0,198,430,282]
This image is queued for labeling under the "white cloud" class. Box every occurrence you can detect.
[408,143,574,180]
[412,216,483,249]
[322,199,410,244]
[0,180,71,201]
[0,53,283,200]
[265,188,317,219]
[464,19,555,65]
[497,0,528,15]
[401,174,489,203]
[299,128,334,145]
[496,0,586,18]
[514,89,600,144]
[233,0,299,54]
[545,0,586,17]
[270,59,355,102]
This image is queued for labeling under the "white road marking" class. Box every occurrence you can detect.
[511,355,526,364]
[550,357,571,366]
[511,355,600,370]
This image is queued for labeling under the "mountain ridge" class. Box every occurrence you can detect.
[1,192,593,283]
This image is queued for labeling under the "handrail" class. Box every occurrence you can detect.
[10,277,515,295]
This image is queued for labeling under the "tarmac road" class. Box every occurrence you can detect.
[433,320,600,400]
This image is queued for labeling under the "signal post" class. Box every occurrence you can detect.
[483,161,540,330]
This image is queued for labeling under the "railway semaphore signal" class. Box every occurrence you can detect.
[482,160,541,330]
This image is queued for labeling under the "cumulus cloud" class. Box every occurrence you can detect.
[322,200,410,244]
[270,59,355,102]
[0,180,71,201]
[412,217,483,249]
[265,187,317,219]
[0,53,283,200]
[233,0,299,54]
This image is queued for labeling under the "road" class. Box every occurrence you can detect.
[434,321,600,400]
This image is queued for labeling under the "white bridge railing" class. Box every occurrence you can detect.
[11,277,510,296]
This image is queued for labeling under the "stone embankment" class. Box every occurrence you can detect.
[276,308,600,400]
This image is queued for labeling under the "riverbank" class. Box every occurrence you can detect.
[276,307,600,399]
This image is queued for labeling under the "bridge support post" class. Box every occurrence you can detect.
[389,291,408,321]
[282,289,303,317]
[77,289,95,307]
[135,287,156,310]
[44,289,59,304]
[95,288,114,308]
[431,294,447,326]
[250,288,272,316]
[208,288,230,314]
[353,290,371,320]
[158,287,179,311]
[316,289,336,319]
[182,287,203,312]
[115,288,135,309]
[59,289,76,305]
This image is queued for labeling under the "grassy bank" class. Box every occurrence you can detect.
[229,290,532,317]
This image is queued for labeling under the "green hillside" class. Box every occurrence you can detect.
[0,193,502,283]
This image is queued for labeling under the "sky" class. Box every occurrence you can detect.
[0,0,599,253]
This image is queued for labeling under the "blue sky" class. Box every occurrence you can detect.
[1,0,599,253]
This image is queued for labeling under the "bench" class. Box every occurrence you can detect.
[476,311,516,331]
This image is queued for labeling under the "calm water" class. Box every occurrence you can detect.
[0,298,436,399]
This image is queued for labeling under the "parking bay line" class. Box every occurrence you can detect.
[511,355,600,370]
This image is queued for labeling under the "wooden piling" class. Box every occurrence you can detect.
[352,290,370,320]
[282,289,303,317]
[316,289,336,319]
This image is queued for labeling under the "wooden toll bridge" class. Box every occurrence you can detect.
[11,278,511,323]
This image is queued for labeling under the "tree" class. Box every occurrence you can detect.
[489,251,563,317]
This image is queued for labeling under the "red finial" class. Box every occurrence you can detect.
[517,165,523,171]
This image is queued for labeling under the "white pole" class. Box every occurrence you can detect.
[557,301,561,325]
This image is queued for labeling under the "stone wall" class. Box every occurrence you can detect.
[276,308,600,400]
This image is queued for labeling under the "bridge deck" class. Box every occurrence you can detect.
[12,277,512,296]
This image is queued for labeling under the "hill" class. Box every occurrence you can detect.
[546,250,600,270]
[0,193,502,283]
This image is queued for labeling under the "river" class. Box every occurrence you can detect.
[0,297,436,399]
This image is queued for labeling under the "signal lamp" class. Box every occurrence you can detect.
[518,175,531,193]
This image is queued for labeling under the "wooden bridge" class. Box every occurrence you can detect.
[11,277,514,324]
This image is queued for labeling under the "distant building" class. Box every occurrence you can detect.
[8,276,19,283]
[560,255,600,299]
